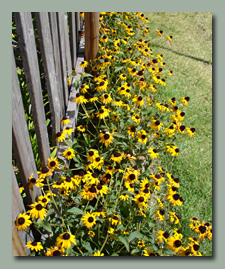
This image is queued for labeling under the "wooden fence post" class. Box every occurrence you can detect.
[84,12,99,73]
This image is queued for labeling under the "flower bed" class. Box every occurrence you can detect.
[15,12,212,256]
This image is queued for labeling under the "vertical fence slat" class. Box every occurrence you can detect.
[12,166,32,255]
[69,12,77,70]
[57,12,69,108]
[12,50,42,203]
[12,220,27,256]
[35,12,61,144]
[63,12,72,75]
[49,12,65,118]
[84,12,99,73]
[14,12,51,167]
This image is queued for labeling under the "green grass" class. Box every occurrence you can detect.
[144,12,212,255]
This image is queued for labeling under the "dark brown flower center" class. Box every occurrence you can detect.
[30,178,36,183]
[31,241,37,246]
[18,217,25,225]
[63,233,70,240]
[66,177,71,182]
[199,226,206,234]
[104,134,110,140]
[36,204,43,211]
[50,161,56,167]
[114,152,121,157]
[88,217,94,223]
[163,232,169,239]
[89,151,94,156]
[53,250,62,256]
[42,166,49,173]
[174,240,181,248]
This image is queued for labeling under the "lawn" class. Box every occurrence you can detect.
[144,12,212,255]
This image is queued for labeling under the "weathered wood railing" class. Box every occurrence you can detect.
[12,12,93,256]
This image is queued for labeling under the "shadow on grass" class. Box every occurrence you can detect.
[149,43,212,65]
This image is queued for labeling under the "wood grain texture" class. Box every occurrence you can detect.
[14,12,51,167]
[69,12,77,71]
[12,167,32,255]
[35,12,61,144]
[84,12,99,73]
[57,12,69,109]
[12,50,41,203]
[12,220,27,256]
[49,12,65,119]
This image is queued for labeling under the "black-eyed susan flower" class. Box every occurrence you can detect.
[38,195,50,207]
[148,148,159,159]
[74,93,88,105]
[137,241,146,248]
[156,210,165,221]
[150,119,163,131]
[15,213,32,231]
[55,131,66,143]
[169,211,181,227]
[96,183,108,196]
[88,95,98,103]
[80,60,88,68]
[94,208,107,217]
[52,180,63,189]
[28,173,44,189]
[47,157,61,171]
[26,241,43,252]
[132,95,144,107]
[131,114,141,125]
[93,251,104,256]
[157,230,170,243]
[96,108,109,119]
[167,236,182,253]
[87,149,99,163]
[167,145,180,157]
[186,127,195,138]
[37,166,53,179]
[81,183,97,200]
[88,231,95,238]
[165,124,176,137]
[45,246,64,256]
[56,232,76,249]
[194,224,208,239]
[133,193,148,208]
[167,173,180,188]
[124,170,138,183]
[119,193,129,201]
[99,131,114,147]
[167,193,182,207]
[62,147,75,161]
[60,116,70,126]
[100,93,112,104]
[82,212,97,228]
[167,35,173,42]
[61,176,74,190]
[124,181,135,192]
[92,156,104,170]
[80,84,89,94]
[127,126,136,137]
[137,130,148,144]
[110,152,124,163]
[180,96,190,107]
[77,125,86,132]
[109,214,121,226]
[143,247,156,256]
[63,126,74,136]
[28,202,47,220]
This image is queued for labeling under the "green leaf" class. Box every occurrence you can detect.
[128,231,142,242]
[74,80,80,90]
[114,66,124,73]
[111,253,119,256]
[41,221,52,234]
[82,73,94,78]
[82,241,92,253]
[67,207,83,215]
[131,248,140,255]
[112,133,127,139]
[51,147,57,158]
[118,236,129,252]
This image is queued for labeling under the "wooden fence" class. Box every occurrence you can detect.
[12,12,99,256]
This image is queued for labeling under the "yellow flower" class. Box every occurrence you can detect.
[93,251,104,256]
[99,131,114,147]
[82,212,97,228]
[26,241,43,252]
[80,60,88,68]
[56,232,76,250]
[15,213,32,231]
